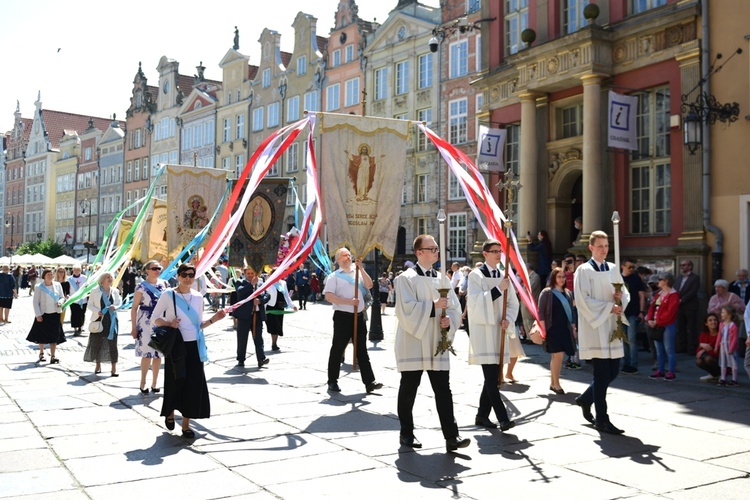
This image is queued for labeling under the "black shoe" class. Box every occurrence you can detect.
[474,416,497,428]
[151,387,160,393]
[165,416,175,431]
[446,435,471,452]
[399,434,422,449]
[550,386,565,395]
[140,388,149,395]
[258,358,270,368]
[575,396,595,424]
[595,421,625,435]
[499,420,516,432]
[182,428,196,439]
[271,345,280,351]
[327,382,341,392]
[621,366,638,374]
[236,361,245,367]
[366,381,383,393]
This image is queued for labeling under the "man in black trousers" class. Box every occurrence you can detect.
[233,267,270,368]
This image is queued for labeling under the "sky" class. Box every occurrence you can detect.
[1,0,440,132]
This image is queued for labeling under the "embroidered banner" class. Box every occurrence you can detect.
[319,113,409,259]
[166,164,228,256]
[145,198,169,261]
[228,178,291,272]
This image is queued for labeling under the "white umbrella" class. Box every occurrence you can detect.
[0,256,10,265]
[31,254,54,266]
[52,255,83,266]
[13,254,34,265]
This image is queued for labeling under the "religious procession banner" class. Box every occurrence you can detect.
[229,178,291,272]
[319,113,409,259]
[145,198,168,261]
[166,164,228,255]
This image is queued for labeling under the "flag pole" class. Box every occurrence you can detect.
[497,170,522,388]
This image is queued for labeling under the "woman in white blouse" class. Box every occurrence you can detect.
[84,273,122,376]
[153,263,225,439]
[26,269,66,364]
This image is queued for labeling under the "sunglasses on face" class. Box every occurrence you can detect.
[149,267,163,271]
[179,272,196,278]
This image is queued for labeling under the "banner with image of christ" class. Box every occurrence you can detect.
[319,113,409,259]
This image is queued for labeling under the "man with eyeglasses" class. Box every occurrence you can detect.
[674,260,700,353]
[620,258,647,373]
[466,239,518,432]
[394,234,469,452]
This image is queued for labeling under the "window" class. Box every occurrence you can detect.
[143,158,148,179]
[134,159,140,181]
[345,44,354,63]
[449,98,468,144]
[269,160,279,177]
[416,174,427,203]
[222,157,230,171]
[375,68,388,100]
[395,61,409,95]
[505,123,521,231]
[468,0,481,13]
[235,155,245,178]
[416,217,427,236]
[262,68,271,88]
[417,108,432,151]
[297,55,307,75]
[184,127,192,150]
[223,118,231,142]
[448,213,468,261]
[326,84,341,111]
[449,40,468,78]
[632,0,667,15]
[561,104,583,138]
[253,108,264,131]
[304,91,318,112]
[267,103,280,128]
[476,34,482,72]
[475,93,484,138]
[630,87,671,235]
[449,165,466,199]
[287,95,300,122]
[345,78,360,107]
[286,142,299,173]
[505,0,529,55]
[135,129,142,148]
[169,150,178,164]
[332,49,341,67]
[563,0,587,34]
[205,120,214,144]
[418,54,433,89]
[126,161,132,183]
[236,114,245,139]
[85,147,92,161]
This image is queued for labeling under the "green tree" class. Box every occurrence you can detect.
[15,239,65,258]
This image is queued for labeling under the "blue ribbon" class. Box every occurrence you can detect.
[334,269,367,299]
[68,275,86,305]
[292,182,333,276]
[172,291,208,362]
[99,287,118,340]
[551,289,573,324]
[38,283,62,303]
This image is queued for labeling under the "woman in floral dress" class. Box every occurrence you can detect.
[130,260,167,394]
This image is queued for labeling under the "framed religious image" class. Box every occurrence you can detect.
[242,194,274,243]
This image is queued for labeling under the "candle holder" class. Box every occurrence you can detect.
[610,282,628,343]
[434,287,456,356]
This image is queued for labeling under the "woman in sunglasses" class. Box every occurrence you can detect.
[152,263,225,439]
[130,260,168,394]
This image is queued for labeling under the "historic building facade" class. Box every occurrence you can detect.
[2,107,31,254]
[97,121,125,240]
[124,63,156,222]
[54,130,79,250]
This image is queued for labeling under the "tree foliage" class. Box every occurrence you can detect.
[15,239,65,258]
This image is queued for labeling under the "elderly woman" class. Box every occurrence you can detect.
[26,269,66,363]
[54,267,71,327]
[67,265,88,336]
[84,272,122,376]
[0,265,18,323]
[707,279,745,317]
[131,260,168,394]
[152,263,225,439]
[647,273,680,381]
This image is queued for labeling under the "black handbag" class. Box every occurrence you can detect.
[649,325,665,342]
[148,291,180,355]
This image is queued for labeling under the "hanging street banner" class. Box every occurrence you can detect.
[607,91,639,151]
[228,178,291,272]
[166,164,228,256]
[319,113,409,259]
[476,125,507,172]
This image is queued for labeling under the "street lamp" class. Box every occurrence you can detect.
[4,216,15,265]
[680,48,742,155]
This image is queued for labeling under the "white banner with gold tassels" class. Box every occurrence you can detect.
[319,113,409,259]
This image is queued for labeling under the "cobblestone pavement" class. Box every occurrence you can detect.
[0,292,749,499]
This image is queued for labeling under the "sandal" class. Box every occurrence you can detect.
[38,354,46,363]
[111,372,119,377]
[150,387,160,393]
[165,416,175,430]
[50,357,60,364]
[182,428,195,438]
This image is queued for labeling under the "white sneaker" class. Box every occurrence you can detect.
[700,374,717,382]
